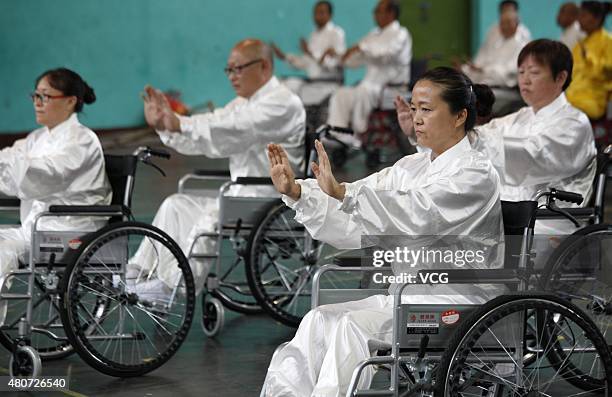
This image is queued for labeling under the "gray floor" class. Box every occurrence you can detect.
[0,128,610,396]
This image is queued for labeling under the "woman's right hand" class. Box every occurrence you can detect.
[267,143,301,201]
[394,95,414,139]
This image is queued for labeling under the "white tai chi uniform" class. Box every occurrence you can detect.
[261,135,504,396]
[462,29,528,88]
[560,21,586,51]
[130,77,305,290]
[327,20,412,135]
[282,21,346,105]
[0,113,110,320]
[474,92,596,237]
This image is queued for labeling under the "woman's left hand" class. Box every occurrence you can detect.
[312,140,345,201]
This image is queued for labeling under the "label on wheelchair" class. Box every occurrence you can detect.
[406,312,440,334]
[33,231,127,265]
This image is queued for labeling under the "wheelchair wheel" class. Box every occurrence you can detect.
[540,224,612,390]
[437,294,612,396]
[60,222,196,377]
[200,295,224,337]
[246,201,321,327]
[9,345,42,377]
[0,273,74,360]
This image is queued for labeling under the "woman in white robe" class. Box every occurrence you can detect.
[261,67,503,397]
[0,67,111,322]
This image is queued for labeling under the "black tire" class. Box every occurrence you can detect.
[540,224,612,390]
[60,222,196,377]
[0,274,74,360]
[436,294,612,396]
[246,201,320,327]
[9,345,41,377]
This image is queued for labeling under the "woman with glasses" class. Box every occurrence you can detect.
[0,67,111,323]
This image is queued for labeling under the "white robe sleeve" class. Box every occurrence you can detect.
[1,130,104,201]
[283,157,498,249]
[476,112,594,186]
[358,28,410,65]
[0,137,27,195]
[158,93,303,159]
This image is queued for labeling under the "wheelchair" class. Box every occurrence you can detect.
[177,125,357,337]
[293,144,612,395]
[0,147,196,378]
[306,186,612,396]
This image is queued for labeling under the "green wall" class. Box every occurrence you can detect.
[0,0,377,133]
[2,0,609,133]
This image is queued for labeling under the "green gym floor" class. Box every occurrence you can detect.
[0,128,610,396]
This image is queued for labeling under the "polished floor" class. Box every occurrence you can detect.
[0,128,610,396]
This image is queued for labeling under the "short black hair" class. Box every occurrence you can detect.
[315,1,333,15]
[500,0,519,12]
[581,1,611,28]
[387,0,401,19]
[517,39,573,91]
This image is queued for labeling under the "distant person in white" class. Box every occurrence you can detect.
[326,0,412,147]
[557,2,586,50]
[272,1,346,105]
[461,7,530,88]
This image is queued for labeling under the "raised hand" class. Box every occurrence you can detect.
[267,143,301,200]
[311,140,345,201]
[394,95,414,138]
[142,85,180,132]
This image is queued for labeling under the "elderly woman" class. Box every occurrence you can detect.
[0,67,111,322]
[261,67,503,397]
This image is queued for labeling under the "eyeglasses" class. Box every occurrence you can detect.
[223,59,263,76]
[30,92,69,104]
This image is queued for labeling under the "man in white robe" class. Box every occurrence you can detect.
[326,0,412,147]
[133,39,305,294]
[273,1,346,106]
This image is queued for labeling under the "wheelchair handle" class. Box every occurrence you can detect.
[534,188,583,205]
[133,146,171,159]
[550,188,583,205]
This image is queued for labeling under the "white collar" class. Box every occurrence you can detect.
[429,135,472,171]
[248,76,279,102]
[46,113,79,134]
[531,92,567,118]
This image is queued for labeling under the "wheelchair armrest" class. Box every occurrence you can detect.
[234,177,273,185]
[417,269,521,284]
[193,169,231,177]
[48,204,131,215]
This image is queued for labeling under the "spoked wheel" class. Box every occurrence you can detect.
[437,294,612,396]
[60,222,196,377]
[0,272,74,360]
[200,294,224,337]
[246,201,321,327]
[541,224,612,391]
[9,345,42,377]
[246,201,354,327]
